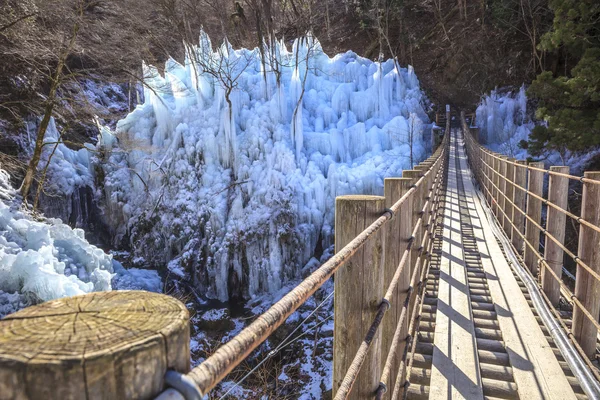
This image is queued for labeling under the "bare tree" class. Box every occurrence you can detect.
[184,33,254,172]
[519,0,545,73]
[20,1,84,201]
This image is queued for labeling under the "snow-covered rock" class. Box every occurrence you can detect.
[0,169,112,303]
[0,168,161,317]
[96,32,431,301]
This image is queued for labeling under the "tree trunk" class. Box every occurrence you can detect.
[251,1,268,98]
[20,99,56,201]
[20,15,80,201]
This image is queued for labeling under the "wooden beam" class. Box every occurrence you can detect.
[498,156,508,232]
[429,129,483,400]
[504,158,515,239]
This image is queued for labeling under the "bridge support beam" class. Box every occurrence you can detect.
[333,195,386,399]
[542,166,569,306]
[573,171,600,358]
[524,162,544,275]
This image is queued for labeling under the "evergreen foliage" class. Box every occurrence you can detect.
[527,0,600,156]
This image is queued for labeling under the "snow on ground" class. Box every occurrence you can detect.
[0,168,161,318]
[190,276,335,399]
[96,31,432,302]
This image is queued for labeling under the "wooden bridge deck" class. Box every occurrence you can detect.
[407,128,582,400]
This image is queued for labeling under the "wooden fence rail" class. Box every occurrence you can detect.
[461,112,600,367]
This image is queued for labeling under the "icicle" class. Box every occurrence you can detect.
[290,65,304,161]
[375,61,389,119]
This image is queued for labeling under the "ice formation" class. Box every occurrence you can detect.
[475,85,532,159]
[475,85,600,169]
[96,32,431,301]
[0,168,161,316]
[21,115,97,229]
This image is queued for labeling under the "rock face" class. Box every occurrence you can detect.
[95,32,431,302]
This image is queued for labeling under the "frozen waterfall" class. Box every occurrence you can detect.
[96,31,431,301]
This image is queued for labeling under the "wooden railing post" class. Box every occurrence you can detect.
[488,154,494,212]
[572,172,600,359]
[498,156,508,231]
[474,132,482,180]
[334,195,386,398]
[542,166,569,306]
[512,160,527,252]
[415,162,434,272]
[472,127,480,144]
[524,162,544,275]
[402,170,422,276]
[485,152,492,205]
[401,168,423,361]
[504,158,515,238]
[383,178,413,393]
[0,292,190,399]
[492,155,500,218]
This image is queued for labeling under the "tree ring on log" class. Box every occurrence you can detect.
[0,291,190,400]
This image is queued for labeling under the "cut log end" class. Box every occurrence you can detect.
[0,291,190,400]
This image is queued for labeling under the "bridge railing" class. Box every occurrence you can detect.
[182,118,450,399]
[461,112,600,373]
[333,129,448,400]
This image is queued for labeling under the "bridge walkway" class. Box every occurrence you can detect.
[405,128,585,400]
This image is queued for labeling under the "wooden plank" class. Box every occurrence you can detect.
[542,166,569,306]
[429,130,483,400]
[572,171,600,358]
[456,137,577,400]
[333,195,385,399]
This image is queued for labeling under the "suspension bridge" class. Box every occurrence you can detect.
[2,109,600,400]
